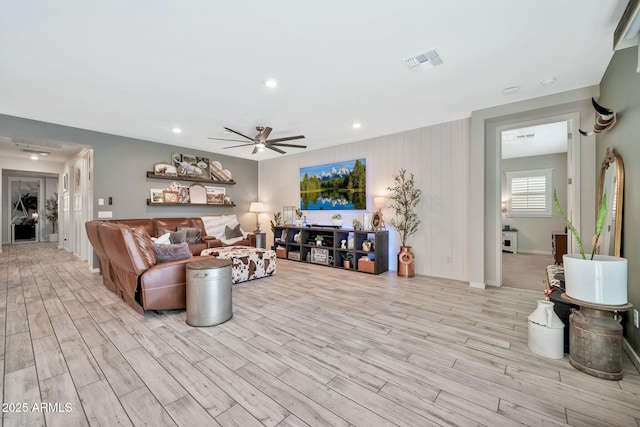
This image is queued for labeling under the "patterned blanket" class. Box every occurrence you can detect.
[200,246,276,284]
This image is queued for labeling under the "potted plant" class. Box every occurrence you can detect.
[387,168,422,277]
[332,213,343,227]
[315,235,324,246]
[554,190,627,305]
[340,252,353,268]
[45,192,59,242]
[270,212,282,249]
[295,208,304,226]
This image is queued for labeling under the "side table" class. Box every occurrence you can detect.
[185,258,233,327]
[255,232,266,249]
[561,293,633,380]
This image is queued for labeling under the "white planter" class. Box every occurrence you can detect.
[563,254,628,305]
[332,219,343,227]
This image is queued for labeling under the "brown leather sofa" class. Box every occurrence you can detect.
[86,217,255,313]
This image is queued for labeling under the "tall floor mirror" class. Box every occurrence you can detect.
[597,147,624,256]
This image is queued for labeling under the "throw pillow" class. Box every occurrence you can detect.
[225,224,243,239]
[162,228,187,244]
[152,232,171,245]
[177,226,202,244]
[153,242,192,263]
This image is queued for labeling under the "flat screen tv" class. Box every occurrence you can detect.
[300,158,366,210]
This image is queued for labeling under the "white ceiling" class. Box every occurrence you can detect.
[0,1,628,161]
[501,121,568,159]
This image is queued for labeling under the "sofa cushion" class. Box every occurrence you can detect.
[154,218,192,237]
[225,224,243,239]
[177,226,202,244]
[163,229,187,244]
[132,226,157,266]
[153,242,192,263]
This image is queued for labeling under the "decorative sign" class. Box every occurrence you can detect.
[311,247,330,265]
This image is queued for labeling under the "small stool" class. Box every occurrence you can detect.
[186,258,232,327]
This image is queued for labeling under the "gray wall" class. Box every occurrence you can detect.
[502,153,568,254]
[0,114,259,230]
[597,46,640,356]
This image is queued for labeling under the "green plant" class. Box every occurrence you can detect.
[554,189,607,260]
[295,208,303,219]
[315,235,324,242]
[45,192,59,234]
[340,252,353,260]
[270,212,282,233]
[332,214,342,220]
[387,168,422,247]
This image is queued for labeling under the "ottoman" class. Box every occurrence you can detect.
[200,245,276,284]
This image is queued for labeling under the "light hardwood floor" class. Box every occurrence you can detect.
[1,243,639,427]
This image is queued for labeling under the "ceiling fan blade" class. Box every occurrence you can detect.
[266,145,286,154]
[251,146,259,155]
[208,137,250,143]
[224,127,255,141]
[266,135,305,143]
[223,143,255,149]
[269,143,307,149]
[259,127,272,142]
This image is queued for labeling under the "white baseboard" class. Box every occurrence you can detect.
[623,338,640,373]
[90,267,100,274]
[470,281,486,289]
[516,250,553,256]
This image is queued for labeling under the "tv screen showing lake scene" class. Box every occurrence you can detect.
[300,159,366,210]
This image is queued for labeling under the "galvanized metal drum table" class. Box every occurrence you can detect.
[561,293,633,380]
[185,258,233,327]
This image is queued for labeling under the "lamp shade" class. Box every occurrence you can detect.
[249,202,264,213]
[373,196,386,209]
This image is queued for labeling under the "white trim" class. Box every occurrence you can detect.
[470,281,486,289]
[516,250,553,255]
[624,338,640,373]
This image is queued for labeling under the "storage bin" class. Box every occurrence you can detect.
[358,259,375,273]
[276,247,287,259]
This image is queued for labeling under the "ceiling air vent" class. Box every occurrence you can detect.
[403,49,443,72]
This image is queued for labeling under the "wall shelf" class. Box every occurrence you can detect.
[146,171,236,185]
[146,199,235,207]
[275,226,388,274]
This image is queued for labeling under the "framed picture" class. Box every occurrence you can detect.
[205,186,225,204]
[300,158,366,210]
[150,189,164,203]
[163,190,179,203]
[363,212,372,230]
[172,153,211,179]
[178,187,190,203]
[188,183,207,204]
[154,162,178,177]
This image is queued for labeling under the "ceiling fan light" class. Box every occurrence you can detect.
[258,147,265,152]
[256,142,266,148]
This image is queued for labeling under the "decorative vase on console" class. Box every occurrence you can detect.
[554,189,628,305]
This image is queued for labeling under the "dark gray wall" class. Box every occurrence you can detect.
[597,46,640,355]
[0,114,259,226]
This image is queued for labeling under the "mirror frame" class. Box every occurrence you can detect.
[597,147,624,256]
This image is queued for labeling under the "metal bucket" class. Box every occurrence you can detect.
[569,307,623,380]
[186,258,233,327]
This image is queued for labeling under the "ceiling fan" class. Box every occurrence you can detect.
[208,126,306,154]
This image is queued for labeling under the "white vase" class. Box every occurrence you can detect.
[563,254,628,305]
[528,300,564,359]
[332,219,343,227]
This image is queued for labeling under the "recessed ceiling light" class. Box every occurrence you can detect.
[30,155,38,160]
[540,77,557,86]
[39,152,49,156]
[352,122,362,129]
[502,86,520,96]
[172,127,182,134]
[264,79,278,88]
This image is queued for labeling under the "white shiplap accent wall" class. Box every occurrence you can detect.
[259,118,471,282]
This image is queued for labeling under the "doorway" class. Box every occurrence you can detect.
[497,113,580,290]
[8,177,43,243]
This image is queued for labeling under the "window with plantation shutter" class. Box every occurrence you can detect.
[506,169,552,217]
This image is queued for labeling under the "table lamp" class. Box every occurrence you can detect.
[249,202,264,233]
